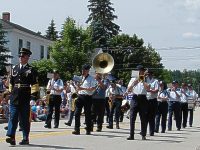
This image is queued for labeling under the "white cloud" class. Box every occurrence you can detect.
[184,0,200,10]
[182,32,200,38]
[186,17,197,23]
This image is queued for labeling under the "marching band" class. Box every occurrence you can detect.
[3,51,199,145]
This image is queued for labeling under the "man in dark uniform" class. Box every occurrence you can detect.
[6,48,39,145]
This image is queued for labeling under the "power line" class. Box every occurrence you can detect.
[102,46,200,52]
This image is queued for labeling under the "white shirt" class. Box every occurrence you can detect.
[157,90,169,102]
[78,75,97,95]
[106,85,123,96]
[47,78,64,95]
[187,89,197,101]
[146,77,159,100]
[128,77,147,95]
[180,88,188,103]
[168,89,181,102]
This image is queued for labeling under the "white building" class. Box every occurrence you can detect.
[0,12,53,65]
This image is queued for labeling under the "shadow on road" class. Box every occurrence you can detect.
[18,144,84,149]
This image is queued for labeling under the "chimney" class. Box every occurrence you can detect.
[2,12,10,22]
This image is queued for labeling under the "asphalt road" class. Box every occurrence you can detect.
[0,108,200,150]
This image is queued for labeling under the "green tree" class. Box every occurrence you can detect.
[51,17,95,80]
[31,59,55,86]
[0,22,12,76]
[86,0,120,47]
[105,34,163,84]
[45,19,58,41]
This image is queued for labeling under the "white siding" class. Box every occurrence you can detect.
[4,28,53,65]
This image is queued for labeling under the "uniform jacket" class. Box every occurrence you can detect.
[9,63,39,105]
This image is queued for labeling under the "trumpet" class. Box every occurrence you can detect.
[139,75,145,82]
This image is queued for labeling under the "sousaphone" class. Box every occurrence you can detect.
[92,53,114,74]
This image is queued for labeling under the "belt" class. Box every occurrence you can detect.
[79,94,92,96]
[134,94,146,96]
[14,83,30,88]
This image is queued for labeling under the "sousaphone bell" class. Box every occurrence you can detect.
[92,53,114,74]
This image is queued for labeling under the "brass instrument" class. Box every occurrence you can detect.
[139,75,145,82]
[92,53,114,74]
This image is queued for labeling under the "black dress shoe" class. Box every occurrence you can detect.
[116,124,120,129]
[53,126,58,128]
[127,136,134,140]
[72,130,80,135]
[106,125,113,129]
[96,128,102,132]
[4,126,8,130]
[86,131,91,135]
[64,122,71,126]
[6,137,16,145]
[19,139,29,145]
[150,133,154,136]
[142,136,146,140]
[19,128,22,131]
[44,124,51,129]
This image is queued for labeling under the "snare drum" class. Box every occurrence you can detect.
[121,99,130,112]
[188,99,195,109]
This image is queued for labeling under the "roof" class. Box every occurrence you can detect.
[0,19,52,41]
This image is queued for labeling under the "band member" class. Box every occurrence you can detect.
[72,64,96,135]
[65,81,77,126]
[6,48,39,145]
[155,81,169,133]
[105,79,111,123]
[91,73,107,132]
[167,80,181,131]
[180,83,189,128]
[146,69,159,136]
[106,79,123,129]
[127,65,150,140]
[44,70,64,129]
[116,79,127,122]
[187,84,198,127]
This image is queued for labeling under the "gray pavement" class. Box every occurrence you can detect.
[0,108,200,150]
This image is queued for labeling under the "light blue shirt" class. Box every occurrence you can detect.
[78,75,97,95]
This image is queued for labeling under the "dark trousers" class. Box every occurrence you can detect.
[7,103,30,140]
[147,98,158,135]
[129,95,148,137]
[67,110,75,125]
[188,109,194,126]
[74,95,92,131]
[91,98,105,128]
[45,95,62,127]
[155,101,168,132]
[119,109,124,122]
[109,98,122,127]
[105,97,110,122]
[168,101,181,130]
[180,103,188,128]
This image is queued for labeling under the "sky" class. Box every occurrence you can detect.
[0,0,200,71]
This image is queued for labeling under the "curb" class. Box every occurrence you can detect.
[0,119,8,124]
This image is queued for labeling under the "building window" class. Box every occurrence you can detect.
[47,47,50,59]
[40,45,44,59]
[26,41,31,50]
[18,39,23,53]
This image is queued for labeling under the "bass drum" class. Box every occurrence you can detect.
[121,99,130,113]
